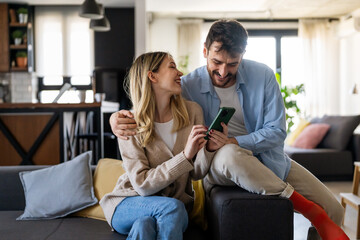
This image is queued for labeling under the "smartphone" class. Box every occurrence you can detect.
[204,107,235,140]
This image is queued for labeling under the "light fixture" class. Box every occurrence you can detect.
[90,17,110,31]
[350,83,359,95]
[79,0,103,19]
[90,4,110,32]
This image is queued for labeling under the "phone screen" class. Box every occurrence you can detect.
[205,107,235,140]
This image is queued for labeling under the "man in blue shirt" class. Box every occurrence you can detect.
[109,20,348,240]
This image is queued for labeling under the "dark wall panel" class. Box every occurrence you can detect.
[94,8,134,71]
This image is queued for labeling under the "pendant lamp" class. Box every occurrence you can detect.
[79,0,103,19]
[90,16,111,31]
[90,4,111,32]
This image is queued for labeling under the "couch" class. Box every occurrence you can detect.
[0,164,294,240]
[285,133,360,181]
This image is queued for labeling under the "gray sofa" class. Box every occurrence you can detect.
[285,133,360,181]
[0,165,294,240]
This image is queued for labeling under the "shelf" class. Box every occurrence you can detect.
[11,67,27,71]
[9,23,27,27]
[10,44,27,49]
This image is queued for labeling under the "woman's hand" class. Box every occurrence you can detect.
[206,122,229,152]
[183,125,207,160]
[110,110,138,140]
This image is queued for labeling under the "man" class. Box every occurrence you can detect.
[109,20,348,240]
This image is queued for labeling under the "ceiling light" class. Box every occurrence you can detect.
[90,4,110,32]
[79,0,103,19]
[90,16,111,32]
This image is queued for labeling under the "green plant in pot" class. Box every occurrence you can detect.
[12,30,23,45]
[17,8,28,23]
[276,72,305,133]
[15,51,27,68]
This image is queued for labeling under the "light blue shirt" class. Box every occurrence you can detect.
[181,59,291,180]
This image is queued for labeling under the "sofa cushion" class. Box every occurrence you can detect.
[317,115,360,150]
[293,123,330,149]
[285,119,310,146]
[74,158,125,221]
[17,151,98,220]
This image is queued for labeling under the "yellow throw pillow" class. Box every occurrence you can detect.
[74,158,125,220]
[285,119,310,146]
[189,179,207,230]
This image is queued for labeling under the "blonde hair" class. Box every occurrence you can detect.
[126,52,190,147]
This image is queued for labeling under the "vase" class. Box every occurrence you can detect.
[16,57,27,68]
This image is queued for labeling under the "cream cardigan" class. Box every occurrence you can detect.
[100,101,215,226]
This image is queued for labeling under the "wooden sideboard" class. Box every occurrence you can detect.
[0,102,118,165]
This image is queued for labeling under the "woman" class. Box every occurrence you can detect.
[100,52,227,240]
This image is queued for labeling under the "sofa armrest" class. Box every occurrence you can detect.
[206,186,293,240]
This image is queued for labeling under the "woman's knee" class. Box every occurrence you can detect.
[159,198,188,224]
[132,216,156,232]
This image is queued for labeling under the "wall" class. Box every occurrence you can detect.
[338,17,360,115]
[94,8,135,71]
[149,18,179,61]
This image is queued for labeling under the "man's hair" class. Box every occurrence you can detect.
[205,19,248,56]
[125,51,189,147]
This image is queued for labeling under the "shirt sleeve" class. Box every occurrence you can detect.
[119,137,194,197]
[188,102,216,179]
[234,70,287,155]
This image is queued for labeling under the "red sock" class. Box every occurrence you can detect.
[289,191,349,240]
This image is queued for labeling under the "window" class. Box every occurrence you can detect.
[35,6,94,103]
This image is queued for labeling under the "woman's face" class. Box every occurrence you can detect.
[151,56,183,96]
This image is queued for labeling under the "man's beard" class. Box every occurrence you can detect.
[207,67,235,88]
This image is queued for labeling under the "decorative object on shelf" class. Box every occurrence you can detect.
[9,8,17,23]
[15,51,27,68]
[12,30,23,45]
[17,7,28,23]
[79,0,102,19]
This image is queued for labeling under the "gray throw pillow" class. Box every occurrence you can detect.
[316,115,360,150]
[17,151,98,220]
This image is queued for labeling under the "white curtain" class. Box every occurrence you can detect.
[177,19,203,74]
[35,6,94,79]
[298,19,340,117]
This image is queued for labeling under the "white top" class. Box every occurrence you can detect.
[154,119,177,151]
[214,84,248,137]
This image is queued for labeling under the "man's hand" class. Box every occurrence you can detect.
[206,122,229,152]
[226,137,238,145]
[109,110,137,140]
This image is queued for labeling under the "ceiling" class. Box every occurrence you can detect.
[2,0,360,19]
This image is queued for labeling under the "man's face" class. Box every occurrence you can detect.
[204,41,242,88]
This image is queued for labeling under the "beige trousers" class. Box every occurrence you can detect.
[204,144,344,225]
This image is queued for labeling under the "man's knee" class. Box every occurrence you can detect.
[213,144,253,169]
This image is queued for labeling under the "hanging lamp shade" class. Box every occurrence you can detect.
[90,5,110,32]
[79,0,103,19]
[90,16,111,31]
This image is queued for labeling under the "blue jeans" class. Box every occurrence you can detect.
[111,196,188,240]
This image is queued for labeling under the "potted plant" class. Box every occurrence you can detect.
[12,30,23,45]
[17,8,28,23]
[15,51,27,68]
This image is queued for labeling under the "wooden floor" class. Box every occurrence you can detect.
[294,181,357,240]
